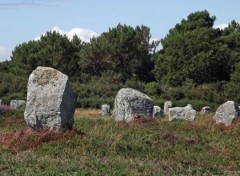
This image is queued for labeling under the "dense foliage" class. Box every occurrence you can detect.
[154,11,229,85]
[1,10,240,109]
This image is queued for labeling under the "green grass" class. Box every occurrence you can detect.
[0,109,240,175]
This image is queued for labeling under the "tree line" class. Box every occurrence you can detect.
[0,10,240,110]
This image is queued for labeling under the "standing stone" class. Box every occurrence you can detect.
[153,106,164,117]
[10,100,26,110]
[113,88,153,122]
[24,67,76,130]
[0,99,2,105]
[169,104,196,121]
[101,104,111,116]
[213,101,240,126]
[164,101,172,115]
[200,106,211,114]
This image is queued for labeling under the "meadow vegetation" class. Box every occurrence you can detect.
[0,10,240,175]
[0,109,240,175]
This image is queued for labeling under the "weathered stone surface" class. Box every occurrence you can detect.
[10,100,26,110]
[24,66,76,130]
[101,104,111,116]
[153,106,164,117]
[200,106,211,114]
[169,104,196,121]
[213,101,240,126]
[113,88,153,122]
[164,101,172,115]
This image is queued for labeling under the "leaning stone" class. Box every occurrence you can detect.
[169,104,196,121]
[164,101,172,115]
[24,66,76,130]
[10,100,26,110]
[200,106,211,114]
[153,106,164,117]
[113,88,153,122]
[213,101,240,126]
[101,104,111,116]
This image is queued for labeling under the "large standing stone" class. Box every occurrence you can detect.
[213,101,240,126]
[10,100,26,110]
[169,104,196,121]
[164,101,172,115]
[153,106,164,117]
[113,88,153,122]
[101,104,111,116]
[24,67,76,130]
[200,106,211,115]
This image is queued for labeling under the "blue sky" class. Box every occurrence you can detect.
[0,0,239,61]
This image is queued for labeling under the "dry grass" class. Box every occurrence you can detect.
[1,109,240,175]
[116,116,162,129]
[183,112,240,135]
[0,128,85,152]
[75,108,102,119]
[0,117,26,132]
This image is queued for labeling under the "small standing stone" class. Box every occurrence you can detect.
[169,104,196,121]
[0,99,2,105]
[200,106,211,114]
[164,101,172,115]
[113,88,153,122]
[153,106,164,117]
[213,101,240,126]
[101,104,111,116]
[10,100,26,110]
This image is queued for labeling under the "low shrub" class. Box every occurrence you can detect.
[0,128,85,152]
[0,104,15,118]
[144,82,161,96]
[151,97,165,107]
[77,96,114,108]
[173,99,217,111]
[1,92,26,105]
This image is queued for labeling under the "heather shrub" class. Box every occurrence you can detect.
[0,104,15,118]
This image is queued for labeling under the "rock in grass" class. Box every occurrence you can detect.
[168,104,196,121]
[113,88,153,122]
[213,101,240,126]
[101,104,111,116]
[164,101,172,115]
[200,106,211,114]
[153,106,164,117]
[10,100,26,110]
[24,67,76,130]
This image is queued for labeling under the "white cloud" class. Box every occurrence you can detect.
[35,26,99,42]
[214,24,228,30]
[0,46,11,62]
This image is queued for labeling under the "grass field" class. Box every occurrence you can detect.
[0,109,240,175]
